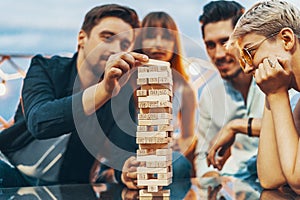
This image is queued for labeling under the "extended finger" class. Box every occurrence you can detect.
[256,63,266,81]
[106,67,122,80]
[215,156,226,170]
[263,58,276,76]
[128,52,149,63]
[126,171,137,179]
[206,149,217,167]
[120,52,136,68]
[127,157,140,167]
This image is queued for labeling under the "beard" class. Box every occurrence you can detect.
[222,68,243,80]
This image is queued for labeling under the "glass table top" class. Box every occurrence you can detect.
[0,177,299,199]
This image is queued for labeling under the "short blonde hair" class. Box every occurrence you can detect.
[229,0,300,45]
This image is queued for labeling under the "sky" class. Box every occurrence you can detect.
[0,0,299,121]
[1,0,297,55]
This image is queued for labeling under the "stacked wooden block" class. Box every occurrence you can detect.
[136,59,173,200]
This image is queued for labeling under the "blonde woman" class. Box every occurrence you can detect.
[228,0,300,194]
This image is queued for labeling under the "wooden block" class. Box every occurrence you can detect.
[145,160,172,168]
[157,125,173,131]
[157,172,173,180]
[140,196,170,200]
[136,136,159,144]
[148,185,158,192]
[139,197,151,200]
[148,77,159,84]
[144,137,157,144]
[157,65,171,72]
[137,154,172,162]
[155,137,169,144]
[137,173,149,180]
[156,149,172,156]
[137,178,172,186]
[139,197,170,200]
[138,113,172,120]
[138,101,151,108]
[158,101,172,108]
[137,89,147,96]
[137,78,147,85]
[137,125,173,132]
[138,66,148,73]
[141,84,172,91]
[158,77,173,85]
[138,95,170,103]
[138,119,170,126]
[137,125,148,132]
[141,59,170,67]
[137,166,170,174]
[148,65,158,72]
[139,189,170,197]
[136,137,146,144]
[137,149,150,156]
[157,160,172,168]
[145,161,156,168]
[148,101,159,108]
[137,149,155,156]
[139,142,171,149]
[138,71,169,79]
[138,101,172,111]
[136,131,168,138]
[137,113,152,120]
[140,107,172,114]
[148,89,172,97]
[143,101,172,108]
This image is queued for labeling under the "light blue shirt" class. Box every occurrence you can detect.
[195,73,264,177]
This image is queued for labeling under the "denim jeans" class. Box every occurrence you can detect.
[166,151,192,198]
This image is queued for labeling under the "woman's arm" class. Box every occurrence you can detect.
[178,84,197,154]
[255,57,300,192]
[257,98,286,189]
[268,92,300,192]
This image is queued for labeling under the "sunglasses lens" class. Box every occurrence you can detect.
[239,58,245,70]
[242,49,253,66]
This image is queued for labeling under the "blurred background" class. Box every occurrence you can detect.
[0,0,298,127]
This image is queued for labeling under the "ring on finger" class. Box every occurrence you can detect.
[267,59,275,68]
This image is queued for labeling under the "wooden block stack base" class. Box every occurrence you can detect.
[139,189,170,200]
[136,59,173,199]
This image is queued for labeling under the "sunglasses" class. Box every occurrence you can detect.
[239,32,279,70]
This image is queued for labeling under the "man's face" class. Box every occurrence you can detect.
[203,19,241,80]
[79,17,134,77]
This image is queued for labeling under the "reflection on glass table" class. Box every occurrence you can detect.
[193,176,261,200]
[0,178,191,200]
[260,185,300,200]
[1,177,300,199]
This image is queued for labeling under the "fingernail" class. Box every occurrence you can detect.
[142,55,148,60]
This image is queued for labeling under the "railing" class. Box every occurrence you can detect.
[0,54,32,130]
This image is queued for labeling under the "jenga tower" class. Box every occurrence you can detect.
[136,59,173,200]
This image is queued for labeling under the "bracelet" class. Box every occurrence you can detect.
[247,117,254,137]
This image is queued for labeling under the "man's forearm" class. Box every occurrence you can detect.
[229,118,261,137]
